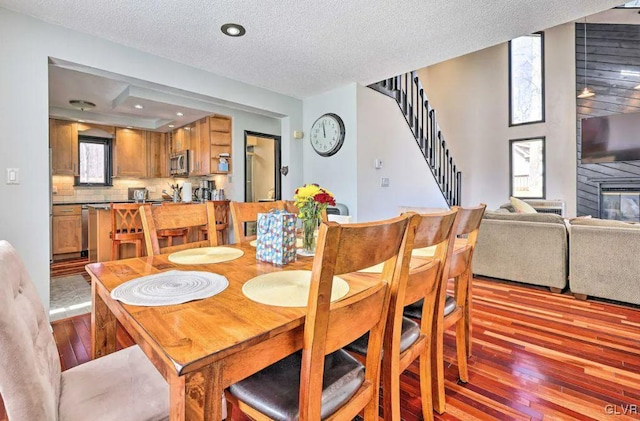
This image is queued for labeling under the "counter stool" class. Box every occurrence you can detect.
[157,228,188,248]
[110,203,145,260]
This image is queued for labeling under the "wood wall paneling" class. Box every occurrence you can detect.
[576,23,640,216]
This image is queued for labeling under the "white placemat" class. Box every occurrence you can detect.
[249,238,304,248]
[110,270,229,306]
[242,270,349,307]
[168,247,244,264]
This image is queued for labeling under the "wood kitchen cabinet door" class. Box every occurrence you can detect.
[52,205,82,255]
[171,126,192,153]
[191,118,211,175]
[50,119,79,175]
[114,128,147,178]
[147,132,169,178]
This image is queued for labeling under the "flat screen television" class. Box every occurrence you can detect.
[581,112,640,163]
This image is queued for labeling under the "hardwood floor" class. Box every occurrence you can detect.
[2,276,639,420]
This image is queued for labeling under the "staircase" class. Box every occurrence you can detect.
[369,71,461,206]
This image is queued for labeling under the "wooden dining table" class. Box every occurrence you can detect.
[87,243,408,421]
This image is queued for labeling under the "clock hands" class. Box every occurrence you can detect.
[322,121,326,138]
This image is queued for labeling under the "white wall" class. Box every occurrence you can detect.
[253,138,276,201]
[418,22,577,215]
[302,84,359,219]
[0,7,302,312]
[356,85,449,222]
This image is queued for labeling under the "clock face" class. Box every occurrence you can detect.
[310,113,345,157]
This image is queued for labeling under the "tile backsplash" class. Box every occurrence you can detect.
[52,175,232,203]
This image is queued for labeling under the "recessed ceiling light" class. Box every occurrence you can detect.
[126,126,133,129]
[176,112,184,117]
[221,23,246,37]
[69,100,96,111]
[134,104,143,109]
[77,119,85,123]
[168,124,175,128]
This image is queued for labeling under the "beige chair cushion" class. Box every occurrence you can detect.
[59,345,169,421]
[509,197,537,214]
[0,240,61,421]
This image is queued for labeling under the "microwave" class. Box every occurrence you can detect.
[169,150,190,176]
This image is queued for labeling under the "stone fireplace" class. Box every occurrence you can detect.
[595,179,640,222]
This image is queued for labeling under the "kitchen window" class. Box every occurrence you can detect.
[76,136,113,186]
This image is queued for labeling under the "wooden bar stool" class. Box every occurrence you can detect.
[198,200,230,245]
[110,203,144,260]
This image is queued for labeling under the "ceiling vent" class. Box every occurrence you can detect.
[69,100,96,111]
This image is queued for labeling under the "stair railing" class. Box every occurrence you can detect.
[370,71,461,206]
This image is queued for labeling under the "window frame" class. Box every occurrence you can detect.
[509,136,546,199]
[74,135,113,187]
[508,31,546,127]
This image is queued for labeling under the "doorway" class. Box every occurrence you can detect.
[244,131,282,202]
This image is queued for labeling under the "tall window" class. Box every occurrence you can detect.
[76,136,112,186]
[510,137,545,199]
[509,32,545,126]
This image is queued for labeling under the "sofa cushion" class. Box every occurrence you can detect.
[569,217,640,229]
[510,197,537,214]
[483,211,565,225]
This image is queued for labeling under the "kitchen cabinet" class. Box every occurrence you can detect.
[147,132,169,178]
[52,205,82,255]
[210,115,232,174]
[114,128,147,178]
[50,119,79,176]
[190,117,211,176]
[171,125,192,153]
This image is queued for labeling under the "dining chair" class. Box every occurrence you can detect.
[345,209,458,421]
[0,240,169,421]
[198,200,231,244]
[225,214,415,421]
[140,202,218,257]
[229,201,286,244]
[110,203,145,260]
[404,203,486,414]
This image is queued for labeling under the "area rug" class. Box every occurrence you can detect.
[49,274,92,322]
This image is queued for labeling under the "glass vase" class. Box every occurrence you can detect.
[301,216,319,255]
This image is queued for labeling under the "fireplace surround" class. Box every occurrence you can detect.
[592,178,640,222]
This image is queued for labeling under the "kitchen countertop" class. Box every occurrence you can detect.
[53,200,165,207]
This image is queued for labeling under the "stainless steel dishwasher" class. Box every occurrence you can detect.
[81,205,89,257]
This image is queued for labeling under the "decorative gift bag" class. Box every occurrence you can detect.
[256,209,297,265]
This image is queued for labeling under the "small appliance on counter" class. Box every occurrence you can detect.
[194,180,216,202]
[128,187,149,203]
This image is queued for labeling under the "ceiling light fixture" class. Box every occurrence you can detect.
[168,124,175,128]
[126,126,133,129]
[69,100,96,111]
[176,112,184,117]
[221,23,246,37]
[577,17,595,99]
[78,119,85,123]
[134,104,144,109]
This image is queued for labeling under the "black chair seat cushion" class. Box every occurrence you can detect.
[404,295,457,319]
[228,349,364,421]
[344,317,420,356]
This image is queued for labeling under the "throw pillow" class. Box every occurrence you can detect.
[510,197,537,214]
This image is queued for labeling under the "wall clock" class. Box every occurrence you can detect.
[310,113,345,157]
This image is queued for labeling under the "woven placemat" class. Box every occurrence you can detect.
[168,247,244,264]
[242,270,349,307]
[110,270,228,306]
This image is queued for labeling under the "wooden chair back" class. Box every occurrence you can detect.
[229,201,286,244]
[110,203,143,241]
[449,203,486,278]
[140,202,218,256]
[299,214,413,420]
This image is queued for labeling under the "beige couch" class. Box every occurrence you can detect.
[473,212,569,291]
[569,218,640,305]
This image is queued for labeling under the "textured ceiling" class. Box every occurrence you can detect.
[1,0,624,99]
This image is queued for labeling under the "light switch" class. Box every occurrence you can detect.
[6,168,19,185]
[374,159,383,169]
[381,177,389,187]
